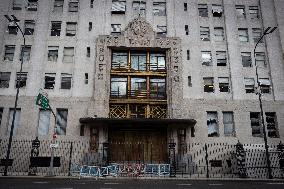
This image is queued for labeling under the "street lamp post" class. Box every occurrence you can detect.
[3,15,26,176]
[253,26,277,179]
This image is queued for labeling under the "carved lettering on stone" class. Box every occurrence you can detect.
[98,73,103,80]
[99,55,104,61]
[99,64,104,71]
[173,76,179,82]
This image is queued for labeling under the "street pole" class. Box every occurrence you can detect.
[253,26,277,179]
[3,15,25,176]
[47,106,57,177]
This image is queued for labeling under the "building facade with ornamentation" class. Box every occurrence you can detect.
[0,0,284,166]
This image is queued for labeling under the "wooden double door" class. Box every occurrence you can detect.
[108,127,167,163]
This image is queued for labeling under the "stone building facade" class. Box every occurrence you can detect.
[0,0,284,164]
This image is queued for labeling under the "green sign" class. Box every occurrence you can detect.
[36,93,49,110]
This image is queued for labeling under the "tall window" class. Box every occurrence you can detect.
[51,21,62,36]
[255,52,266,67]
[200,26,210,41]
[7,21,18,35]
[48,46,59,62]
[0,108,3,126]
[212,4,223,17]
[15,72,27,88]
[20,45,32,61]
[111,0,126,14]
[111,24,121,34]
[133,1,146,16]
[207,111,219,137]
[24,20,35,35]
[223,112,235,136]
[131,52,147,71]
[68,0,79,12]
[150,78,166,98]
[203,77,214,93]
[150,53,165,70]
[259,78,271,94]
[66,22,77,36]
[238,28,249,42]
[218,77,230,92]
[236,5,246,19]
[38,110,51,136]
[0,72,11,88]
[63,47,74,63]
[54,0,64,12]
[241,52,252,67]
[244,78,255,93]
[4,45,15,61]
[130,77,147,97]
[252,28,262,43]
[250,112,261,137]
[265,112,279,138]
[153,2,166,16]
[56,109,68,135]
[7,108,21,135]
[201,51,212,66]
[110,77,127,98]
[44,73,56,89]
[112,52,128,69]
[61,73,72,89]
[216,51,227,66]
[198,4,208,17]
[214,27,224,41]
[249,6,259,19]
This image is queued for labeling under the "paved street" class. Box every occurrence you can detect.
[0,178,284,189]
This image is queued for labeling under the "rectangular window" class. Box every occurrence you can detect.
[90,0,94,8]
[187,50,190,60]
[241,52,252,67]
[244,78,255,93]
[201,51,212,66]
[212,4,223,17]
[188,76,192,87]
[63,47,74,63]
[15,72,27,88]
[54,0,64,12]
[111,51,128,69]
[44,73,56,89]
[110,77,127,98]
[223,112,235,136]
[216,51,227,66]
[38,110,51,136]
[265,112,279,138]
[56,109,68,135]
[133,1,146,16]
[7,108,21,135]
[7,21,19,35]
[250,112,262,137]
[184,3,187,11]
[236,5,246,19]
[0,72,11,88]
[252,28,263,43]
[26,0,38,11]
[111,0,126,14]
[61,73,72,89]
[198,4,208,17]
[185,25,189,35]
[238,28,249,42]
[150,78,166,99]
[20,45,32,61]
[4,45,15,61]
[218,77,230,92]
[24,20,35,35]
[89,22,92,31]
[87,47,90,57]
[85,73,88,84]
[207,111,219,137]
[214,27,224,41]
[68,0,79,12]
[255,52,266,67]
[131,52,147,71]
[157,25,167,35]
[51,21,62,36]
[204,77,214,93]
[200,26,210,41]
[259,78,271,94]
[111,24,121,34]
[13,0,22,10]
[153,2,166,16]
[149,53,166,70]
[131,77,147,98]
[0,108,3,126]
[249,6,259,19]
[66,22,77,36]
[48,46,59,62]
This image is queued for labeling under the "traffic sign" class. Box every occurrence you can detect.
[36,93,50,110]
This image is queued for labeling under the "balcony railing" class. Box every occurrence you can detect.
[110,89,166,100]
[111,62,166,72]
